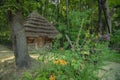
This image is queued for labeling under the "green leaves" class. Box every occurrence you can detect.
[109,0,120,6]
[58,23,67,32]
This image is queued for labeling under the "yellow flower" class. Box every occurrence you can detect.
[59,59,67,65]
[49,75,56,80]
[53,59,67,65]
[54,60,59,64]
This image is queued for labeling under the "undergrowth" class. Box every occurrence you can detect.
[22,42,113,80]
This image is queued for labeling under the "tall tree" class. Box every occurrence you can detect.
[66,0,70,35]
[103,0,111,34]
[7,10,30,68]
[98,0,103,35]
[98,0,111,35]
[7,0,31,68]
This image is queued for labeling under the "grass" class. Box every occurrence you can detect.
[106,51,120,63]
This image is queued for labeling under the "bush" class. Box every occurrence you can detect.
[23,44,110,80]
[110,29,120,52]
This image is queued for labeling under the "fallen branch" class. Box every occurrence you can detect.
[65,34,75,50]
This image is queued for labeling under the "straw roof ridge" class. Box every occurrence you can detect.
[24,22,55,30]
[25,20,52,26]
[24,11,59,39]
[25,27,58,33]
[26,33,57,38]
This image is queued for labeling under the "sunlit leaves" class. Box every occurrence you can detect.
[109,0,120,7]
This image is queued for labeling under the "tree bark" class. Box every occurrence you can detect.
[66,0,70,35]
[98,0,103,35]
[9,11,30,68]
[103,0,112,34]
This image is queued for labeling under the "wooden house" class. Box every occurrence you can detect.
[23,11,58,50]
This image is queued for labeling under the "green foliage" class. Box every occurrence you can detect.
[69,9,93,43]
[0,6,11,45]
[111,29,120,44]
[106,51,120,63]
[23,41,112,80]
[0,0,119,80]
[109,0,120,6]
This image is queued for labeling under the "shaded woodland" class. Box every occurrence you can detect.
[0,0,120,80]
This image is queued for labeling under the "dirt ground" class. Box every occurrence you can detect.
[98,61,120,80]
[0,45,13,62]
[0,44,40,80]
[0,45,39,62]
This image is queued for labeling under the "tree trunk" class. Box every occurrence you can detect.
[103,0,112,34]
[10,11,30,68]
[66,0,70,35]
[98,0,103,35]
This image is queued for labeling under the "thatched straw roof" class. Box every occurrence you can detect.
[24,11,58,39]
